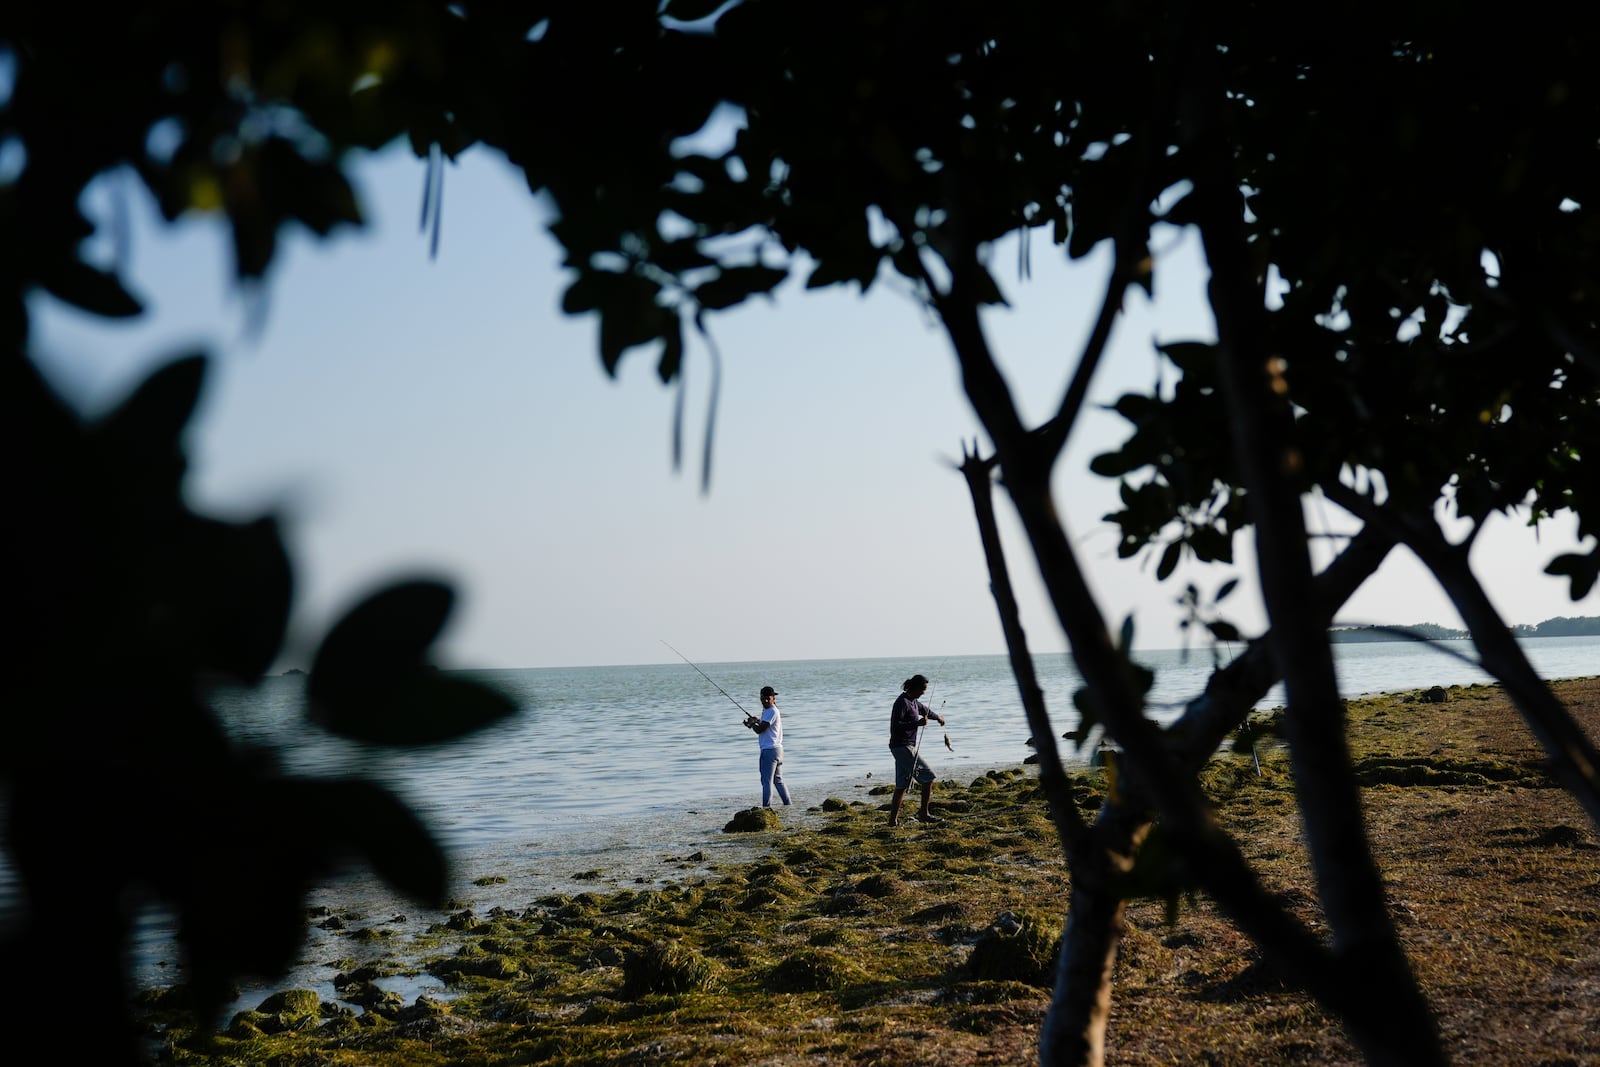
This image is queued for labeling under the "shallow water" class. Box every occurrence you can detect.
[192,638,1600,855]
[3,637,1596,1010]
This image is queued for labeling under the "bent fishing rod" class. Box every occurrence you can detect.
[661,640,753,718]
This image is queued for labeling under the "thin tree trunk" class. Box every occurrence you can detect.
[957,447,1090,860]
[889,195,1423,1065]
[1041,528,1395,1066]
[928,260,1390,1057]
[1192,143,1445,1064]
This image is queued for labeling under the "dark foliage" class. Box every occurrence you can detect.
[1,7,521,1061]
[4,4,1598,1066]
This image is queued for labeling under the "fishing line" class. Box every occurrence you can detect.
[928,660,954,752]
[908,664,954,779]
[661,640,753,717]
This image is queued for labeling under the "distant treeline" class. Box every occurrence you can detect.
[1329,616,1600,642]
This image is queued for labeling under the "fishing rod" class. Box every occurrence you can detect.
[661,640,753,717]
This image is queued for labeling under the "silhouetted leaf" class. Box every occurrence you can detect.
[693,263,787,310]
[171,772,447,1024]
[228,196,278,279]
[312,579,453,684]
[40,257,144,318]
[1124,658,1155,700]
[598,277,670,375]
[1158,341,1218,377]
[656,310,685,383]
[291,158,364,236]
[561,271,606,315]
[1188,525,1234,564]
[1066,686,1102,748]
[308,579,518,745]
[1161,186,1198,227]
[1156,540,1182,580]
[805,248,882,291]
[1545,550,1599,600]
[1208,619,1243,642]
[182,517,292,682]
[968,262,1009,307]
[651,236,719,275]
[171,779,330,1021]
[93,354,207,456]
[316,779,449,907]
[328,671,518,746]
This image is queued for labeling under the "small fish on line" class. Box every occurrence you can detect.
[944,734,953,751]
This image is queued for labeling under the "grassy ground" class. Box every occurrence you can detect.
[133,677,1600,1065]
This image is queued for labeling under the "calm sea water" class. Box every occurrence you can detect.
[201,637,1600,850]
[2,636,1595,998]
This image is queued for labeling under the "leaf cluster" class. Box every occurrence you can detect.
[4,340,513,1057]
[1083,17,1600,594]
[7,5,1600,1066]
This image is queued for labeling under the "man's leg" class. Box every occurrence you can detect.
[917,781,940,823]
[889,787,905,826]
[773,757,791,805]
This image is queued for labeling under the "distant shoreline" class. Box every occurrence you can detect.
[1329,615,1600,642]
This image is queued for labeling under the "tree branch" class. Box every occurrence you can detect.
[957,444,1091,860]
[1191,128,1444,1064]
[1324,481,1600,828]
[1042,525,1396,1067]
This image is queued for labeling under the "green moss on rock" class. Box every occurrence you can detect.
[854,872,904,897]
[724,807,782,832]
[964,911,1060,986]
[767,948,878,992]
[228,988,323,1036]
[619,939,719,998]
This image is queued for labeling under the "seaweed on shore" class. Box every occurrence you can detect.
[129,678,1600,1067]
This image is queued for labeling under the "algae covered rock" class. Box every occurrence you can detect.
[724,807,781,832]
[964,910,1059,986]
[258,988,321,1016]
[853,872,904,898]
[229,988,323,1035]
[740,886,788,907]
[227,1010,272,1038]
[427,939,529,985]
[909,900,968,924]
[619,939,719,998]
[767,948,878,992]
[746,861,811,900]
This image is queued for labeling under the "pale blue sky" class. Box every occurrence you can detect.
[27,145,1596,669]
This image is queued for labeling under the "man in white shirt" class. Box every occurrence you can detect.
[744,685,792,807]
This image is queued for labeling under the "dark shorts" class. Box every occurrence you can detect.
[890,744,935,789]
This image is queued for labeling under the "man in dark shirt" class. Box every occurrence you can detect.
[888,673,945,826]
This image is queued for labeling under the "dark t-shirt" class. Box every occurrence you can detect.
[889,692,930,748]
